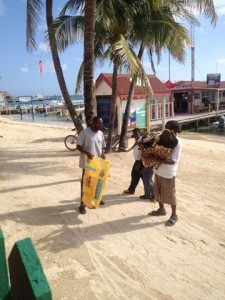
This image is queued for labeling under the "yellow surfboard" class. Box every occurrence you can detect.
[82,157,111,209]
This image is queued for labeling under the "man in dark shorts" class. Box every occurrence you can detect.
[77,116,106,214]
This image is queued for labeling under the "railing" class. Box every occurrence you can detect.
[150,102,174,121]
[219,104,225,110]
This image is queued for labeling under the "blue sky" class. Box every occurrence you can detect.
[0,0,225,97]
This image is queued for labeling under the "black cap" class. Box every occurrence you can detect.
[165,120,181,133]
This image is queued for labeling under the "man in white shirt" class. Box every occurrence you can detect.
[77,116,106,214]
[148,120,182,226]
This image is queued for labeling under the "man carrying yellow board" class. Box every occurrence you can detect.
[77,116,110,214]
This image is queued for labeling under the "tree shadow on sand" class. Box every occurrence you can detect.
[1,148,80,161]
[0,179,79,194]
[30,137,65,143]
[1,148,80,179]
[0,196,164,253]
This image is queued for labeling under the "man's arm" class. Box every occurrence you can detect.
[142,140,182,165]
[157,158,175,165]
[101,148,106,159]
[142,154,175,165]
[125,142,137,152]
[77,145,93,159]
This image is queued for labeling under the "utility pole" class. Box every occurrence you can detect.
[182,1,195,82]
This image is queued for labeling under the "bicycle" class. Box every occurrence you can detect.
[64,128,78,151]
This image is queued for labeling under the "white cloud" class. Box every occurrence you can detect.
[0,0,5,15]
[216,58,225,65]
[38,43,50,53]
[21,65,29,73]
[216,7,225,16]
[214,0,225,7]
[214,0,225,15]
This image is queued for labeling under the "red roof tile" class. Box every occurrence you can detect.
[95,73,170,98]
[169,80,225,90]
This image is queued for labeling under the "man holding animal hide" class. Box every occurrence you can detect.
[143,120,182,226]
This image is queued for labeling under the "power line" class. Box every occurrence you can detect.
[195,64,205,81]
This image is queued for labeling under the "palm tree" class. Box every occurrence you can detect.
[96,1,146,152]
[83,0,96,126]
[53,0,190,151]
[118,0,217,151]
[52,0,143,152]
[51,0,217,151]
[26,0,83,133]
[118,0,193,150]
[102,0,190,151]
[55,0,97,126]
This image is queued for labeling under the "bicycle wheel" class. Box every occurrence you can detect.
[64,135,78,151]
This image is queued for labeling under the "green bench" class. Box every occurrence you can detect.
[0,227,52,300]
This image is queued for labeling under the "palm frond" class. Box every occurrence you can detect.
[174,0,217,25]
[75,62,84,94]
[48,15,84,52]
[26,0,43,51]
[60,0,84,16]
[104,34,141,75]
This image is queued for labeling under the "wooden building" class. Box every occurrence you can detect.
[95,73,171,132]
[165,80,225,114]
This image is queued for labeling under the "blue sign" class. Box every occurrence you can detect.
[207,74,221,88]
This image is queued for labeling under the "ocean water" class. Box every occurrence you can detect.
[1,95,84,127]
[6,95,84,110]
[2,113,74,128]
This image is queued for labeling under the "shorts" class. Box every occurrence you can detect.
[153,173,176,205]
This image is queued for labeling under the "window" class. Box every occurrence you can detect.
[194,92,200,99]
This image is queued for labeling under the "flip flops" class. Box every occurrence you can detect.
[165,216,178,226]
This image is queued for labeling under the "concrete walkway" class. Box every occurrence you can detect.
[150,109,225,130]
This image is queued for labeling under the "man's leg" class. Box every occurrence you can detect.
[125,161,141,194]
[148,174,166,216]
[165,180,178,226]
[171,204,177,217]
[165,205,178,226]
[79,169,86,214]
[143,167,154,199]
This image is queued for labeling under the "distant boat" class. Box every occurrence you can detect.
[18,96,32,102]
[47,100,64,107]
[33,95,47,101]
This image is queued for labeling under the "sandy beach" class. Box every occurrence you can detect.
[0,116,225,300]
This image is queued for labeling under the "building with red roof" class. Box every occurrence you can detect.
[95,73,171,130]
[168,80,225,113]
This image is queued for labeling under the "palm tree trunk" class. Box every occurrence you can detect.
[46,0,83,133]
[106,58,119,152]
[83,0,96,126]
[118,43,145,151]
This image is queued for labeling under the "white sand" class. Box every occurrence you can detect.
[0,116,225,300]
